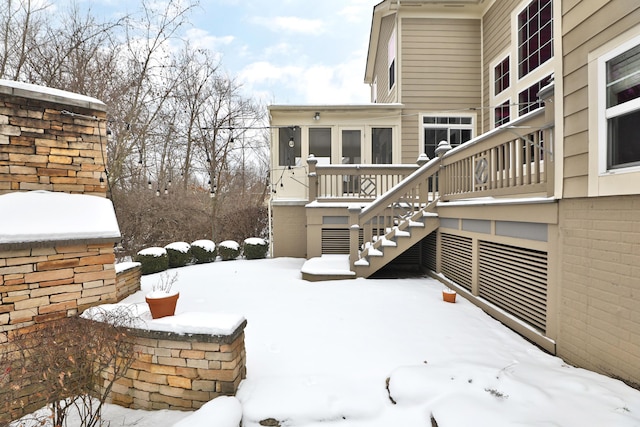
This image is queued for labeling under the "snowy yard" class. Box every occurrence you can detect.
[86,258,639,426]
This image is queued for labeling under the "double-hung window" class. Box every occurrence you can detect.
[603,42,640,170]
[588,29,640,196]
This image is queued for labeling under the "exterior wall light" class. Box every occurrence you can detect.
[314,112,320,120]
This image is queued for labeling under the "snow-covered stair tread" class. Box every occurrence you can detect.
[354,258,369,266]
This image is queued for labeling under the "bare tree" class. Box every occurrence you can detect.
[0,0,270,255]
[0,0,49,80]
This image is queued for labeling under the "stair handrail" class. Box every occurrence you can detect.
[359,156,441,226]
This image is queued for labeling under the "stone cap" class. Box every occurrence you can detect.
[0,79,106,112]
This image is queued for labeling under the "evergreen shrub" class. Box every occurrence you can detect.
[164,242,192,268]
[191,239,217,263]
[243,237,269,260]
[218,240,241,261]
[135,247,169,275]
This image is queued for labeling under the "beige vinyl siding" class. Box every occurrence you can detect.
[481,0,519,133]
[400,18,481,163]
[562,1,640,198]
[375,14,397,104]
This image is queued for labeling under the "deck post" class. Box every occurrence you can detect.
[348,205,361,267]
[307,155,318,202]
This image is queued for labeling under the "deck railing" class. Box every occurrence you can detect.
[307,110,553,205]
[439,109,554,200]
[307,159,418,202]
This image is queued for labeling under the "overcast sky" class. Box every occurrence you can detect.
[73,0,377,105]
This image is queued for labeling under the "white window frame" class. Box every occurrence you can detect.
[419,112,476,159]
[588,28,640,197]
[511,0,555,119]
[490,51,512,129]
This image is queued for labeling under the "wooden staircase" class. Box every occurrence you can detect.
[347,157,442,278]
[353,204,439,277]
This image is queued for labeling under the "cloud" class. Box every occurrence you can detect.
[238,50,371,105]
[184,28,235,51]
[338,1,374,24]
[251,16,325,35]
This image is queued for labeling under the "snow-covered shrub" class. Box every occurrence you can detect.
[191,239,217,264]
[135,247,169,275]
[243,237,269,260]
[164,241,192,268]
[218,240,241,261]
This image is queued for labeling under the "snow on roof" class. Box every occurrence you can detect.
[0,191,121,245]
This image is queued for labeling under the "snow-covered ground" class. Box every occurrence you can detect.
[75,258,640,426]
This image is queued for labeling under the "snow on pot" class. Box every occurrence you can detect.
[442,288,457,303]
[146,271,180,319]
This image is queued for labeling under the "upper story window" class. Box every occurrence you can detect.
[604,42,640,170]
[517,0,553,78]
[278,126,301,167]
[388,28,396,90]
[422,115,474,159]
[518,74,552,115]
[494,57,510,95]
[495,100,511,127]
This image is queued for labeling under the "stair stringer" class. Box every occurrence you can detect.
[353,214,439,278]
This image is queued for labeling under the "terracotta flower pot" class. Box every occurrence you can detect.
[442,289,457,303]
[146,292,179,319]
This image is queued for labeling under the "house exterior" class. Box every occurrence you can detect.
[269,0,640,389]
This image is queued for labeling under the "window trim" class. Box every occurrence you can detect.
[508,0,555,121]
[419,112,476,159]
[490,51,512,129]
[588,27,640,197]
[516,0,553,79]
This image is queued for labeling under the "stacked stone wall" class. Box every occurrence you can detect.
[0,243,117,334]
[115,263,142,302]
[0,85,107,197]
[109,325,247,411]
